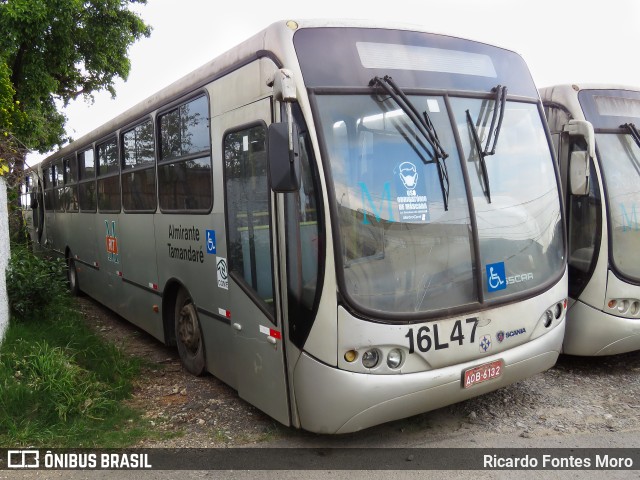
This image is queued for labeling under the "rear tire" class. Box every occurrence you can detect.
[174,288,206,376]
[67,254,80,296]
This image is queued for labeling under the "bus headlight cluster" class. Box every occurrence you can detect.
[540,300,566,328]
[343,348,404,371]
[607,298,640,317]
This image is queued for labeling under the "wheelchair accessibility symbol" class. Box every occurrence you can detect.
[486,262,507,292]
[206,230,216,254]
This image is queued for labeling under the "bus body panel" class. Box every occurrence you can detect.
[564,299,640,356]
[336,270,567,375]
[94,213,126,312]
[295,313,565,434]
[213,90,290,426]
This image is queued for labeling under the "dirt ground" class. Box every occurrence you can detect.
[75,296,640,448]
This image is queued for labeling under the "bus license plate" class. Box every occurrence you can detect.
[463,360,504,388]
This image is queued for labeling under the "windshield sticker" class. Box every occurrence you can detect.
[395,161,430,223]
[507,272,533,285]
[360,181,395,224]
[427,99,440,113]
[620,203,639,232]
[486,262,506,292]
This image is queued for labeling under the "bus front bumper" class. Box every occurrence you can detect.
[293,317,565,434]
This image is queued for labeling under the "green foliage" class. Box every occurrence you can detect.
[0,0,151,153]
[5,245,68,319]
[0,306,148,447]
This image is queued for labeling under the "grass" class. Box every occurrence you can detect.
[0,246,154,447]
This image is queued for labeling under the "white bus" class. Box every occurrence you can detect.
[24,20,567,433]
[541,84,640,356]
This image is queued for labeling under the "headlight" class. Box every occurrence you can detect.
[554,302,563,319]
[618,300,629,314]
[362,349,380,369]
[386,349,403,369]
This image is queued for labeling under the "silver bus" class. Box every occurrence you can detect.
[542,84,640,356]
[25,20,567,433]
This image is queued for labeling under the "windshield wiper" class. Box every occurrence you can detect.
[620,122,640,176]
[622,122,640,149]
[466,109,492,203]
[484,85,507,156]
[464,85,508,204]
[369,75,449,210]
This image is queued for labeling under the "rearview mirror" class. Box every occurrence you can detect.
[563,120,594,197]
[563,119,596,159]
[569,150,590,196]
[268,122,300,193]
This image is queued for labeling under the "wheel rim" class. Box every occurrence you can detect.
[177,303,201,354]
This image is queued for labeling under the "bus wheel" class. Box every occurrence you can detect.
[174,289,206,376]
[67,255,80,296]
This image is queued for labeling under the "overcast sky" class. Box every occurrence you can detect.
[26,0,640,165]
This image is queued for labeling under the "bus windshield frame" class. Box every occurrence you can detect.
[579,89,640,283]
[296,27,566,321]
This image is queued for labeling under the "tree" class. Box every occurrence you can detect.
[0,0,151,239]
[0,0,151,154]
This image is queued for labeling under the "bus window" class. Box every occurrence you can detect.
[64,154,79,212]
[567,142,601,298]
[285,105,323,347]
[97,138,121,212]
[78,148,96,212]
[158,95,212,212]
[223,123,275,316]
[122,119,156,212]
[43,167,55,211]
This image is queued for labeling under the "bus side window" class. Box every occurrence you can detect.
[567,140,601,298]
[96,137,121,212]
[122,119,156,212]
[223,124,275,317]
[285,123,323,348]
[158,95,212,212]
[78,148,97,212]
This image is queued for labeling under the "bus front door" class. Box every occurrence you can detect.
[219,98,290,426]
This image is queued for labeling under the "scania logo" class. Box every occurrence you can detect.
[496,328,526,342]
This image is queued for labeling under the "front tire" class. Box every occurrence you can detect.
[174,288,206,376]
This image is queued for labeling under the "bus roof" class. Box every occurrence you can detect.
[42,19,524,167]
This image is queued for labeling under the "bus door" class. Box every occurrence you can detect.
[219,98,290,426]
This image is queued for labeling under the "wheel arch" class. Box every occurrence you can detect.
[162,278,188,347]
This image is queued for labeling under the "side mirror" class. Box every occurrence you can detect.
[569,150,590,196]
[563,119,596,158]
[563,120,595,197]
[268,122,300,193]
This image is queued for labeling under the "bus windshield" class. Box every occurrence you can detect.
[316,94,564,317]
[596,131,640,281]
